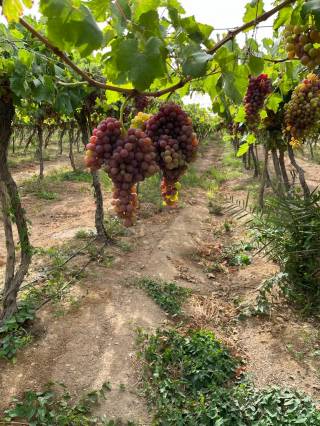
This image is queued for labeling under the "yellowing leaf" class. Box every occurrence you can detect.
[3,0,23,22]
[23,0,33,8]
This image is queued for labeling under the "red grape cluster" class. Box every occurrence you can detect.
[244,74,272,128]
[134,95,150,112]
[84,117,122,170]
[146,103,198,205]
[85,118,159,226]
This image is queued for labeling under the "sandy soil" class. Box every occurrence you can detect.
[0,142,319,423]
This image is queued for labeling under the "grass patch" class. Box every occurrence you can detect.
[20,178,59,200]
[21,169,112,196]
[75,229,93,240]
[181,166,206,188]
[135,277,191,316]
[222,150,243,169]
[138,174,162,207]
[139,327,320,424]
[104,216,128,239]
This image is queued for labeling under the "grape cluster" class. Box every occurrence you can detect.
[244,74,272,128]
[84,117,122,171]
[131,112,152,130]
[284,73,320,147]
[85,118,159,226]
[160,180,181,207]
[146,103,198,205]
[134,95,150,112]
[283,25,320,68]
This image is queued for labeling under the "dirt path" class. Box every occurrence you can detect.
[0,142,320,423]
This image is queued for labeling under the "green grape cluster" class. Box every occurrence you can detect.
[284,73,320,147]
[283,25,320,68]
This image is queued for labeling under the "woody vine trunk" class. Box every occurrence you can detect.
[75,109,109,242]
[0,79,32,323]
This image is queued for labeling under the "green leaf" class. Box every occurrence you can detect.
[133,0,161,21]
[203,73,221,103]
[86,0,110,22]
[222,66,249,104]
[182,51,212,78]
[301,0,320,28]
[18,49,34,68]
[2,0,23,22]
[32,76,55,102]
[105,90,124,105]
[260,109,267,119]
[112,36,166,90]
[237,142,249,157]
[243,0,264,24]
[273,6,292,31]
[248,55,264,75]
[234,105,246,123]
[40,0,103,56]
[247,133,256,144]
[180,15,213,44]
[237,133,256,157]
[266,93,283,113]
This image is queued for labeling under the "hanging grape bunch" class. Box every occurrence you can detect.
[283,25,320,68]
[134,95,150,112]
[85,118,159,226]
[131,111,152,130]
[284,73,320,148]
[146,103,199,206]
[244,74,272,129]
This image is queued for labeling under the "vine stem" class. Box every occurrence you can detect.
[119,95,133,133]
[19,0,297,96]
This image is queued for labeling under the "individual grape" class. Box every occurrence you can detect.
[244,74,272,129]
[146,102,199,206]
[283,25,320,69]
[284,73,320,146]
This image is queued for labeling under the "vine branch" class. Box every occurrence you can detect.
[207,0,297,55]
[18,0,297,97]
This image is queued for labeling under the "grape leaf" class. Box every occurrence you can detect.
[243,0,265,29]
[248,55,264,75]
[40,0,103,56]
[273,6,292,31]
[266,93,282,113]
[180,16,213,43]
[237,142,249,157]
[112,36,166,90]
[301,0,320,28]
[182,51,212,78]
[133,0,161,21]
[237,134,256,157]
[234,105,246,123]
[2,0,23,22]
